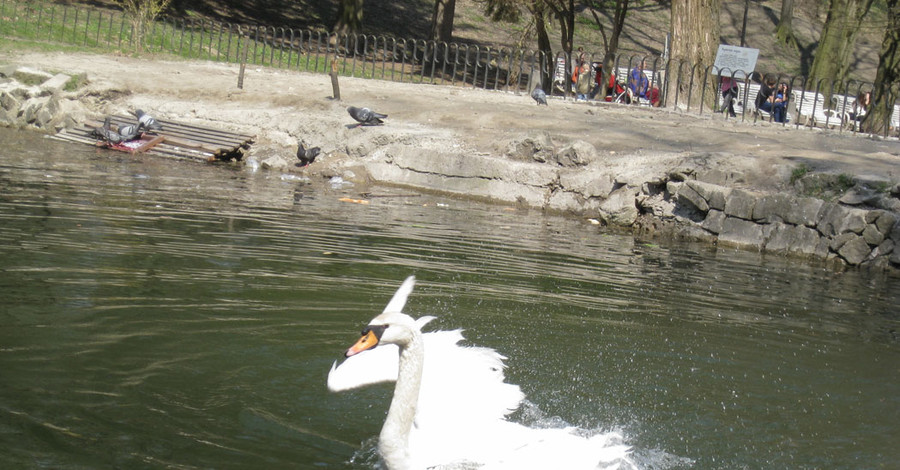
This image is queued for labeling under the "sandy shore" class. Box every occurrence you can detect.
[3,51,898,192]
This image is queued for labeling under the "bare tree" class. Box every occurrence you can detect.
[431,0,457,43]
[669,0,721,109]
[775,0,798,49]
[334,0,364,35]
[807,0,874,93]
[117,0,172,53]
[585,0,631,98]
[862,0,899,136]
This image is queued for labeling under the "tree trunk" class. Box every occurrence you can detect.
[588,0,630,99]
[532,0,554,91]
[862,0,899,136]
[807,0,873,94]
[334,0,364,34]
[430,0,456,43]
[669,0,720,110]
[775,0,798,49]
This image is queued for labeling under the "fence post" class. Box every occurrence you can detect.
[238,25,248,89]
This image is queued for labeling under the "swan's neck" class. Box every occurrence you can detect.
[379,332,424,470]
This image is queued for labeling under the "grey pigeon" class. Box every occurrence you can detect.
[296,141,321,166]
[133,109,163,131]
[90,117,123,144]
[347,106,387,126]
[117,121,143,141]
[531,86,548,105]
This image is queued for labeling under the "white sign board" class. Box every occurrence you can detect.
[713,45,759,79]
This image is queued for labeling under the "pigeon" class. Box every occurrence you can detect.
[133,109,163,131]
[296,141,321,166]
[117,121,144,141]
[531,86,548,105]
[90,117,123,144]
[347,106,387,126]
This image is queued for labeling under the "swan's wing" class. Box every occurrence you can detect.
[382,276,415,315]
[327,343,400,392]
[414,329,524,426]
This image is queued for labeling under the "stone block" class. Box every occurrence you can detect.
[718,216,765,250]
[872,210,897,235]
[765,222,822,256]
[785,197,824,227]
[862,224,885,246]
[837,235,871,265]
[553,140,596,167]
[701,209,726,234]
[686,180,731,211]
[40,73,71,95]
[559,171,613,198]
[817,203,867,236]
[0,90,19,111]
[676,183,709,212]
[830,232,857,251]
[752,193,791,223]
[723,189,757,220]
[598,186,639,226]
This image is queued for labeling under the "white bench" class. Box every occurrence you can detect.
[794,91,842,128]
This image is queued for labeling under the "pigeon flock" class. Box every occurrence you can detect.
[90,109,163,146]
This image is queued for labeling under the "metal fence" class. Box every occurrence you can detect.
[1,0,897,138]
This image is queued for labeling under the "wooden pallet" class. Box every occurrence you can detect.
[53,115,256,162]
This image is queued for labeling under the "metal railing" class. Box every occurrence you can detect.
[1,0,896,138]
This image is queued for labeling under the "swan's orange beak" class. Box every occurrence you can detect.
[345,325,386,357]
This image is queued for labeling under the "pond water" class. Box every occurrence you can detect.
[1,127,898,469]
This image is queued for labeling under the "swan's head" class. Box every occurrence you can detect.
[346,311,420,357]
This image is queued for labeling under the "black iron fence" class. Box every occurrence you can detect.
[1,0,897,138]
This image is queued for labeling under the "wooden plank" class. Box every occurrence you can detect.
[135,134,166,153]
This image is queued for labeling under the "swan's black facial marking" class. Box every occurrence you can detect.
[362,325,387,341]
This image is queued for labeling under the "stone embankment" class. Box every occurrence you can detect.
[0,66,89,131]
[306,131,900,272]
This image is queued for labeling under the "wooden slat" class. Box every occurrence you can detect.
[59,115,256,162]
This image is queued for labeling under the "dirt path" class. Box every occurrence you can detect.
[4,51,899,190]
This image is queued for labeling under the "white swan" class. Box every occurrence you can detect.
[328,276,634,470]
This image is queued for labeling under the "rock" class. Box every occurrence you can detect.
[0,90,19,111]
[785,196,824,227]
[837,235,871,265]
[817,203,867,237]
[723,189,757,220]
[559,171,613,198]
[598,185,639,226]
[506,132,554,163]
[862,224,885,246]
[839,186,879,205]
[553,140,596,167]
[830,232,857,251]
[872,211,897,235]
[676,182,709,212]
[868,239,894,260]
[765,222,822,256]
[701,209,726,234]
[260,154,291,170]
[12,67,53,85]
[686,180,731,211]
[39,73,71,95]
[718,216,765,250]
[752,193,790,223]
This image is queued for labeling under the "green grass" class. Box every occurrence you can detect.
[790,163,812,184]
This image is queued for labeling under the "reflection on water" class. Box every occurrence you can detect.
[1,127,898,469]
